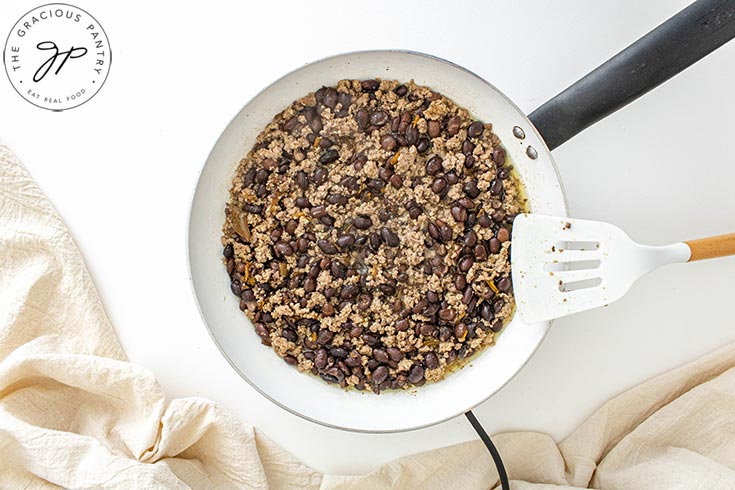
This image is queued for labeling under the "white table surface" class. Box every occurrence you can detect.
[2,0,735,475]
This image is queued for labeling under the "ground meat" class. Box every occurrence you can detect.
[221,79,528,393]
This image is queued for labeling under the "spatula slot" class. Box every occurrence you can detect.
[544,260,601,272]
[556,241,600,252]
[559,277,602,292]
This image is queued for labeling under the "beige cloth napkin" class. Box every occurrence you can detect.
[2,142,735,489]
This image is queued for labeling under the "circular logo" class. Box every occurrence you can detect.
[3,3,111,111]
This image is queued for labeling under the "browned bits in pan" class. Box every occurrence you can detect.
[222,79,527,393]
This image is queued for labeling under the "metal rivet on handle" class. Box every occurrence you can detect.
[526,146,538,159]
[512,126,525,139]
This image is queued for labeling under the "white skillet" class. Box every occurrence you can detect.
[188,1,735,433]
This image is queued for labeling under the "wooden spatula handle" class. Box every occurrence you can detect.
[685,233,735,262]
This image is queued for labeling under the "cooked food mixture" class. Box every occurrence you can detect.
[222,79,527,393]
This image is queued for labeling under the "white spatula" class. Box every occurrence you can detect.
[511,214,735,324]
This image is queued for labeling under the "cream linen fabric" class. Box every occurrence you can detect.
[2,142,735,489]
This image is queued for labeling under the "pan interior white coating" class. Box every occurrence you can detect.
[188,51,567,432]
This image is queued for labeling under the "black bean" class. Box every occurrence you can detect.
[408,205,422,219]
[425,155,443,175]
[295,197,311,208]
[324,367,345,383]
[357,293,373,310]
[491,319,504,333]
[317,239,337,254]
[329,347,349,359]
[464,230,478,248]
[488,237,502,254]
[223,243,234,259]
[372,365,389,384]
[373,349,390,363]
[380,227,400,247]
[319,138,334,149]
[492,147,506,165]
[458,256,474,273]
[381,134,397,151]
[304,276,316,292]
[464,154,475,169]
[424,352,439,369]
[309,116,323,134]
[493,298,506,313]
[284,219,298,235]
[320,149,340,164]
[451,205,468,223]
[455,274,467,291]
[479,214,493,228]
[349,325,363,338]
[292,172,306,192]
[378,166,393,182]
[366,179,384,192]
[386,347,403,362]
[317,329,334,345]
[408,365,425,384]
[395,319,410,332]
[431,177,447,194]
[340,284,360,299]
[326,193,348,205]
[393,84,408,96]
[438,221,453,242]
[315,88,327,105]
[243,203,263,214]
[462,140,475,155]
[419,323,437,336]
[243,167,256,187]
[282,328,298,342]
[314,349,328,369]
[274,241,294,256]
[490,178,503,196]
[453,198,472,211]
[337,91,351,112]
[439,307,455,321]
[492,210,505,223]
[369,232,382,251]
[467,121,484,138]
[337,234,356,249]
[497,276,512,293]
[230,280,242,296]
[354,216,373,230]
[323,87,338,109]
[389,174,403,189]
[427,222,440,240]
[362,333,379,346]
[497,227,510,242]
[370,111,388,126]
[474,244,488,261]
[416,137,431,153]
[356,109,369,130]
[428,120,441,138]
[498,167,511,179]
[308,264,320,278]
[254,169,269,185]
[463,180,480,198]
[479,302,494,322]
[330,260,347,279]
[361,79,380,92]
[310,204,327,219]
[379,283,396,295]
[405,126,419,146]
[447,115,461,136]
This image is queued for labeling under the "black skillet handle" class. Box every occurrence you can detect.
[529,0,735,151]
